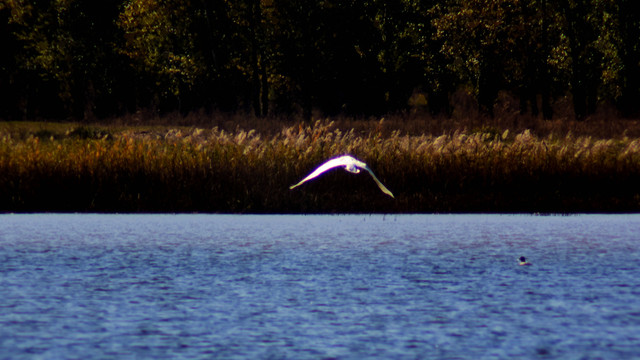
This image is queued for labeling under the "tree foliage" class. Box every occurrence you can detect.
[1,0,639,120]
[118,0,203,100]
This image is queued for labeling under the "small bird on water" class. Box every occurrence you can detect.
[289,155,395,198]
[518,256,531,266]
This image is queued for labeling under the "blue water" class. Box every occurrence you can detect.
[1,214,640,359]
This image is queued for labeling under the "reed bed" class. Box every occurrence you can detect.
[1,120,640,213]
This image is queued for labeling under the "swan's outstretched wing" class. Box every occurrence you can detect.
[362,165,395,198]
[289,156,353,189]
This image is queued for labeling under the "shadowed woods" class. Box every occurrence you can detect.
[2,1,640,121]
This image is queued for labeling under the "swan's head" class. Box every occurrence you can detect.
[344,164,361,174]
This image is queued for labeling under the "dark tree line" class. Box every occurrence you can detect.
[1,0,640,121]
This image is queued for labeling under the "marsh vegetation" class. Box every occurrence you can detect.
[2,113,640,213]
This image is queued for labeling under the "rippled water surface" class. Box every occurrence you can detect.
[1,214,640,359]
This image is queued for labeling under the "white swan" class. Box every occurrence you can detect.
[289,155,394,198]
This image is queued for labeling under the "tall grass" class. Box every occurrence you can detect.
[1,118,640,213]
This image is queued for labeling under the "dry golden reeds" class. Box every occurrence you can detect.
[1,119,639,212]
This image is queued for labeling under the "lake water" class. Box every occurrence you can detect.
[1,214,639,359]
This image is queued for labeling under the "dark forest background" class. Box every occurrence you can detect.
[2,0,640,122]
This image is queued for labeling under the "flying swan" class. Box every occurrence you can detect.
[289,155,395,198]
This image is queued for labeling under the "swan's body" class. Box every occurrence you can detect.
[290,155,394,198]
